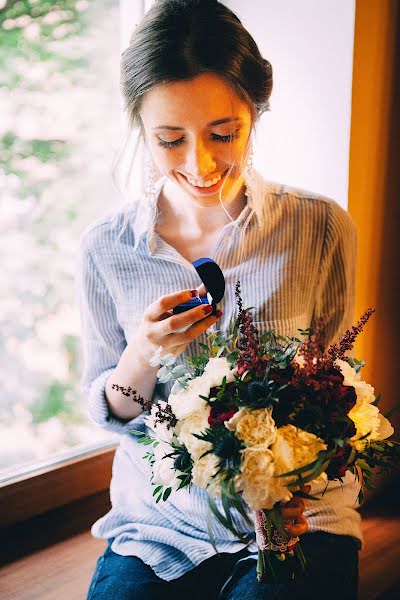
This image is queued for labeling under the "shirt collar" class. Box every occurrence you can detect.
[131,171,263,251]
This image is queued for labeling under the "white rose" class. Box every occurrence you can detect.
[334,358,361,385]
[335,359,375,402]
[175,404,211,456]
[203,357,237,388]
[169,374,211,420]
[152,440,181,489]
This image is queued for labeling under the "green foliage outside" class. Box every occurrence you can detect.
[0,0,121,470]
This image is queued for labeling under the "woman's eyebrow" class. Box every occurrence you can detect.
[152,117,241,131]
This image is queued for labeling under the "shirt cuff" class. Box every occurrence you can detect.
[87,368,148,435]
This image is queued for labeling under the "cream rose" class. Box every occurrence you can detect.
[335,359,394,448]
[238,448,289,510]
[191,452,221,493]
[348,402,382,450]
[227,407,277,450]
[272,425,327,473]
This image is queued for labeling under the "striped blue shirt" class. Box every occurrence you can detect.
[77,171,362,581]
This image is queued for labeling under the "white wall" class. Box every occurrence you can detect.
[226,0,355,207]
[120,0,356,207]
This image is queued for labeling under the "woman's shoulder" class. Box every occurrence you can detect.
[261,176,356,236]
[79,202,139,254]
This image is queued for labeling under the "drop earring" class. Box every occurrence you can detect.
[145,149,157,207]
[244,143,254,199]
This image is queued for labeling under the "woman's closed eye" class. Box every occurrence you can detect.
[157,130,240,148]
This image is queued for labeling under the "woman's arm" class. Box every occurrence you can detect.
[77,235,222,428]
[104,335,159,421]
[76,236,150,432]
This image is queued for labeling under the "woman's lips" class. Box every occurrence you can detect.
[178,169,229,194]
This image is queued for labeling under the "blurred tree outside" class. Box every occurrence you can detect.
[0,0,123,471]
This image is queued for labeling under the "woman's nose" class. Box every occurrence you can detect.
[185,138,216,178]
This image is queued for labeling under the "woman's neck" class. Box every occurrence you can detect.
[158,176,247,236]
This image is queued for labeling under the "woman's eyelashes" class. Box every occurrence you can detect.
[157,131,240,148]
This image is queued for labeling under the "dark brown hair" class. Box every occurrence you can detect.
[121,0,273,132]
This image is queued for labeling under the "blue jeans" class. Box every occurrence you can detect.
[87,532,359,600]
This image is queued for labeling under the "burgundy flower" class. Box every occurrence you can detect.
[326,444,354,479]
[237,361,252,377]
[208,403,238,428]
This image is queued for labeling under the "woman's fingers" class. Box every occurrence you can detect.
[282,495,305,510]
[281,488,311,538]
[196,283,207,297]
[157,303,214,336]
[145,289,198,321]
[172,310,222,345]
[284,514,308,537]
[281,505,304,519]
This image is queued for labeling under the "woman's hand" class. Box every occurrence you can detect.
[280,485,311,538]
[136,288,222,362]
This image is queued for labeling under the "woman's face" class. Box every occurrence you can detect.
[140,72,253,206]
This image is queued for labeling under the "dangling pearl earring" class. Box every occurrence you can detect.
[144,149,156,208]
[244,143,254,199]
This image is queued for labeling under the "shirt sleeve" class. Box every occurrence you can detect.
[311,201,358,350]
[76,235,147,435]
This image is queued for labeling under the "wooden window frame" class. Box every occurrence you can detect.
[0,443,117,529]
[0,443,117,564]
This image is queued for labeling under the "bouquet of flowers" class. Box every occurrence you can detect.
[113,281,399,582]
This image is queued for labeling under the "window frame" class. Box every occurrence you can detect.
[0,0,146,556]
[0,443,117,530]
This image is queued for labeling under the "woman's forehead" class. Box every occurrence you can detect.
[140,73,252,127]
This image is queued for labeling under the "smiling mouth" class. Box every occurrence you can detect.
[179,169,229,191]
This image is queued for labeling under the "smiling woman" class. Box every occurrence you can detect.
[78,1,361,599]
[140,73,252,214]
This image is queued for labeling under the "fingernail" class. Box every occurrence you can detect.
[203,305,213,314]
[189,290,198,298]
[215,309,223,318]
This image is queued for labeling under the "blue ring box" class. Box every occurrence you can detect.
[172,257,225,315]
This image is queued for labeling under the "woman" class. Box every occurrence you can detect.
[78,1,361,598]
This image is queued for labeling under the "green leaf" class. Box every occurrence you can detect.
[384,402,400,419]
[356,459,373,472]
[171,365,187,377]
[208,494,252,545]
[130,429,146,438]
[221,492,234,530]
[372,393,382,406]
[295,490,320,501]
[163,487,172,501]
[152,485,162,497]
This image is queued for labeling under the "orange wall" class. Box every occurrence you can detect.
[348,0,400,488]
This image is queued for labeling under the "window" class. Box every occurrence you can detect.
[0,0,141,479]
